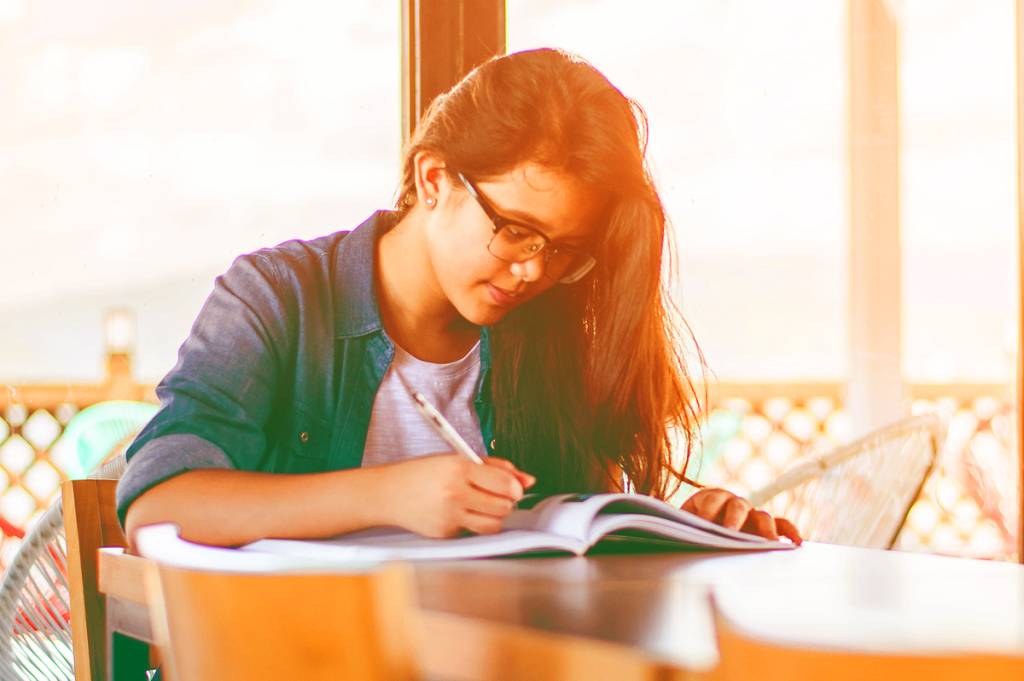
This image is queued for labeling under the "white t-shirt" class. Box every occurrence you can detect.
[361,340,486,467]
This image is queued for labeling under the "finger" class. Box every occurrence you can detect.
[485,458,536,488]
[460,509,506,535]
[469,464,525,500]
[681,489,730,520]
[484,457,517,471]
[741,510,778,541]
[516,470,537,488]
[464,485,518,518]
[680,487,723,512]
[719,496,753,530]
[775,517,803,546]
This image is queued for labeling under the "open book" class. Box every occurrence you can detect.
[238,493,795,562]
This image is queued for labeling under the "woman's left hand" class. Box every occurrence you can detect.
[681,487,802,545]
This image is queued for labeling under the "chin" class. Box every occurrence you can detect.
[460,304,509,326]
[452,283,528,326]
[455,294,512,326]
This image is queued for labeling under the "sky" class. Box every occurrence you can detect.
[0,0,1017,385]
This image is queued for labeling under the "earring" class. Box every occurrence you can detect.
[425,197,436,208]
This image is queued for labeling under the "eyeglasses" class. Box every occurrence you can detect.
[456,172,597,284]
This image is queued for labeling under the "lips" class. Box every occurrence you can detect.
[487,283,523,307]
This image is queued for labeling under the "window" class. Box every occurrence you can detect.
[509,0,847,380]
[0,1,400,382]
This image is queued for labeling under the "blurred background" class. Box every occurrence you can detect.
[0,1,1019,562]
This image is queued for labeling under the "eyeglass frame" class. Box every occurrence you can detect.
[454,172,597,284]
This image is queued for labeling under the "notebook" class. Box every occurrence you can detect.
[239,493,796,562]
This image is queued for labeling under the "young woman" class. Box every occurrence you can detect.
[119,48,800,547]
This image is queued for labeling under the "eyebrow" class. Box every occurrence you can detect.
[497,206,588,247]
[466,174,589,247]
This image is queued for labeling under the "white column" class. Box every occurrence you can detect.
[846,0,906,434]
[1015,0,1024,563]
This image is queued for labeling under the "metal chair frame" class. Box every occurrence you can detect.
[748,414,944,549]
[0,455,127,680]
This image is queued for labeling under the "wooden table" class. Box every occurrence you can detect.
[97,543,1024,680]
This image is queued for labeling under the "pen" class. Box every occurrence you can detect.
[394,369,485,464]
[407,391,486,464]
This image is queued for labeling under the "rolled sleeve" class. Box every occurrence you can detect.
[117,252,294,525]
[115,434,234,525]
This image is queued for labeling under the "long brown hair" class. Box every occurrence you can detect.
[396,48,704,499]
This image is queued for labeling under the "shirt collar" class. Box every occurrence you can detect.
[334,210,396,338]
[332,210,492,376]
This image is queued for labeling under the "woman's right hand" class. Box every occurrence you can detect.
[377,454,536,538]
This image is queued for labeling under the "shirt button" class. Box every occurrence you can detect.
[299,431,310,444]
[489,439,497,451]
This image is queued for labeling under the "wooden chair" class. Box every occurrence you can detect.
[0,455,135,681]
[748,414,942,548]
[144,560,420,681]
[707,594,1024,681]
[63,463,152,681]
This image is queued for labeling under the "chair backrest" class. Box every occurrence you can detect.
[0,427,140,681]
[146,562,420,681]
[711,595,1024,681]
[748,414,942,549]
[0,499,73,680]
[59,400,157,479]
[62,474,126,681]
[0,449,131,681]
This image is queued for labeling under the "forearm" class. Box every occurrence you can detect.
[124,466,393,549]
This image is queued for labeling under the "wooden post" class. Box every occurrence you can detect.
[846,0,905,434]
[1016,0,1024,564]
[401,0,505,144]
[102,309,138,400]
[103,352,137,400]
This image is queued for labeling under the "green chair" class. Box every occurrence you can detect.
[58,401,157,479]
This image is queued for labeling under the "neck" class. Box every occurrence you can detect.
[376,209,478,362]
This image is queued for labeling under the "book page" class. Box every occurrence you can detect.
[135,523,588,565]
[134,524,357,572]
[521,494,616,539]
[588,514,793,551]
[501,494,586,535]
[505,493,791,548]
[244,527,587,561]
[589,494,774,543]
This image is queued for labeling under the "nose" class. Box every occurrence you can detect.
[509,254,545,283]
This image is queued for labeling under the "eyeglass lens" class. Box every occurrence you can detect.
[489,226,590,281]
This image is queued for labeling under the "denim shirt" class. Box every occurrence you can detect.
[115,211,496,524]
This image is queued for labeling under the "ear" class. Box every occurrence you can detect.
[413,151,449,208]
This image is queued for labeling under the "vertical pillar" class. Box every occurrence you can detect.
[401,0,505,145]
[847,0,905,433]
[1016,0,1024,563]
[103,309,137,400]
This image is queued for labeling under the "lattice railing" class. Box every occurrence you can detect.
[0,403,80,568]
[0,356,154,568]
[0,380,1019,567]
